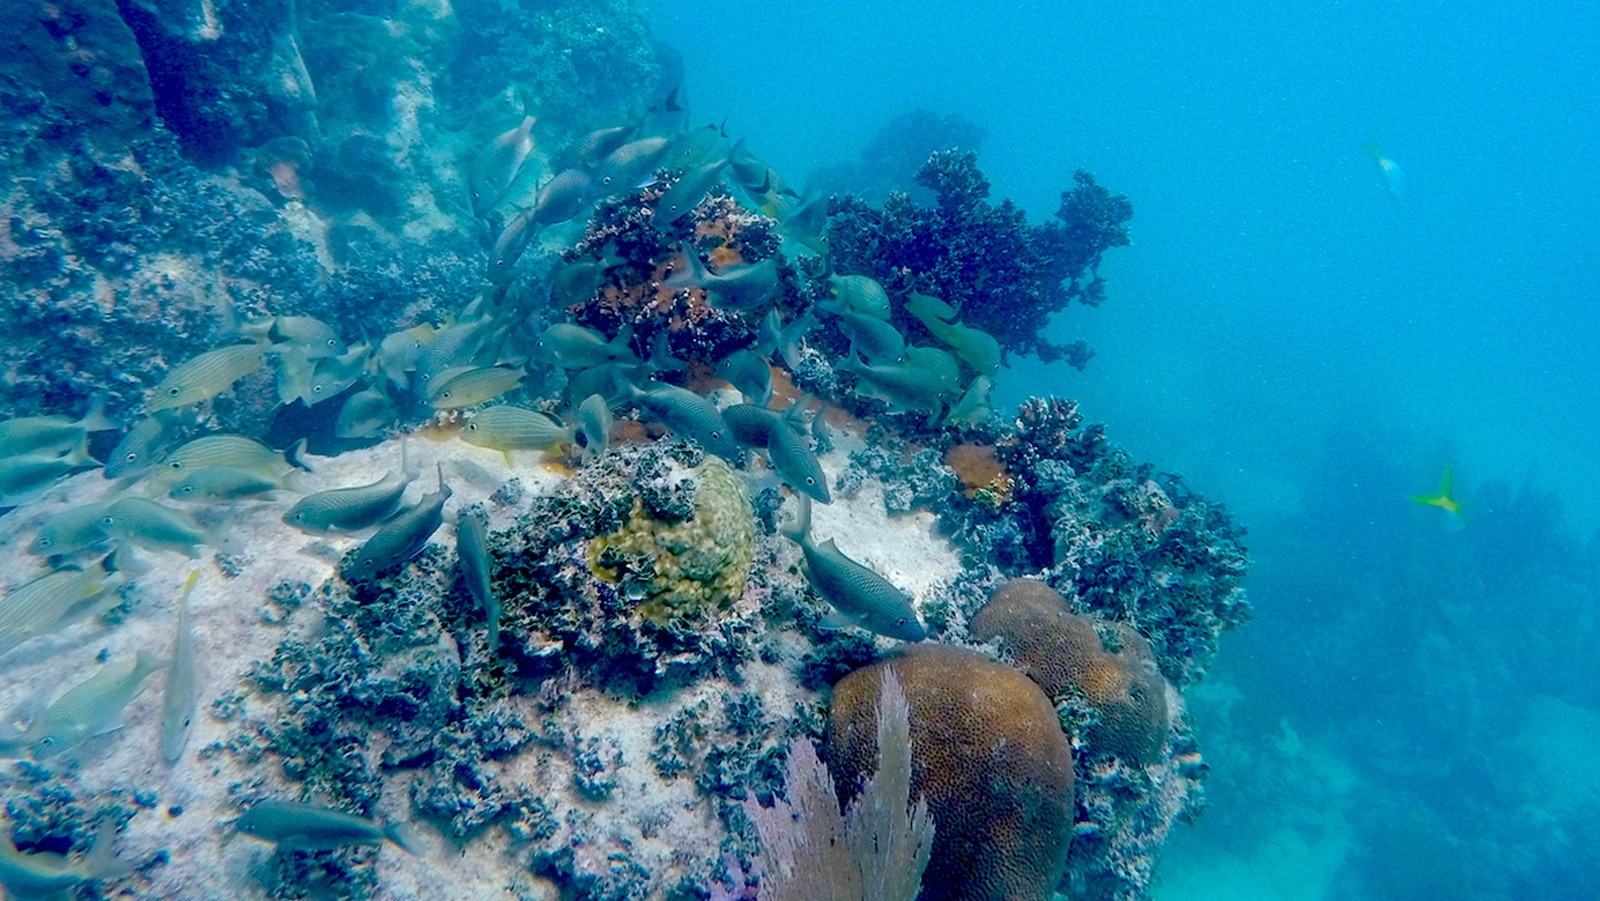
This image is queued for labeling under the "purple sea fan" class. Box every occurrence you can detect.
[742,671,933,901]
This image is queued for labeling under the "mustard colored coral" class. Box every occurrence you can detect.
[587,455,754,623]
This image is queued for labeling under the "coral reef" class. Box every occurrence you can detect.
[827,644,1075,901]
[827,150,1131,365]
[587,454,755,625]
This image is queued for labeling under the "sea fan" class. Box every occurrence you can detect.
[743,670,933,901]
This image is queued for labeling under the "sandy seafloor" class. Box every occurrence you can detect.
[0,420,962,899]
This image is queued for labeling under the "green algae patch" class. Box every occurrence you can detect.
[588,456,754,624]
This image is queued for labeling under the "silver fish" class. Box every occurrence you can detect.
[715,350,773,406]
[663,245,777,311]
[828,274,890,320]
[166,465,286,501]
[30,500,115,556]
[105,412,174,480]
[155,434,293,481]
[341,466,451,582]
[626,381,738,460]
[99,496,221,558]
[11,651,163,759]
[577,393,613,460]
[538,323,635,370]
[767,409,830,503]
[426,366,524,410]
[264,315,346,359]
[455,507,500,652]
[592,135,670,195]
[236,800,417,853]
[0,559,122,654]
[654,156,727,223]
[721,403,780,448]
[147,342,267,412]
[378,322,440,389]
[944,375,994,426]
[833,306,906,364]
[160,569,200,764]
[461,405,575,455]
[0,395,113,458]
[470,115,537,219]
[780,495,924,641]
[0,819,127,896]
[335,386,398,440]
[0,447,99,506]
[283,448,415,534]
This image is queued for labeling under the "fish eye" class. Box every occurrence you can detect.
[124,452,138,462]
[805,477,815,485]
[896,617,907,625]
[167,387,181,396]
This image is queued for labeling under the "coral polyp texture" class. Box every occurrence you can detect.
[826,644,1075,901]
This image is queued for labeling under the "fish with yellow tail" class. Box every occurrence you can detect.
[1410,465,1463,520]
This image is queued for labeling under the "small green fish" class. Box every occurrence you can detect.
[249,314,345,359]
[147,342,267,412]
[0,819,128,897]
[295,344,371,407]
[654,156,727,223]
[663,245,777,311]
[455,507,500,652]
[236,800,417,854]
[839,346,961,419]
[10,651,163,759]
[715,350,773,406]
[378,322,440,389]
[461,405,575,456]
[341,466,451,582]
[577,393,613,461]
[944,375,994,426]
[626,381,739,460]
[166,465,287,501]
[105,412,174,480]
[161,570,200,765]
[426,365,524,410]
[567,124,634,168]
[335,386,397,440]
[470,115,537,219]
[154,434,292,482]
[767,409,830,503]
[0,447,100,506]
[99,496,222,558]
[31,499,115,556]
[592,135,670,195]
[780,495,924,642]
[0,395,113,458]
[538,322,636,370]
[831,306,906,364]
[283,447,415,534]
[828,275,890,320]
[414,318,496,390]
[0,559,122,654]
[721,403,780,449]
[906,294,1001,376]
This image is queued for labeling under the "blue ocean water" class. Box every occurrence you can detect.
[654,1,1600,898]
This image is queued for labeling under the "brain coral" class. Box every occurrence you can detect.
[826,644,1074,901]
[588,455,754,624]
[972,578,1171,767]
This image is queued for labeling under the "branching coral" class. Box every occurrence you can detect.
[827,150,1130,364]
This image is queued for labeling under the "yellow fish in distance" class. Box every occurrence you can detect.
[1410,465,1463,519]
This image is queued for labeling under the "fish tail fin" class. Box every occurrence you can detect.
[82,819,135,881]
[285,437,314,473]
[779,492,812,543]
[1362,139,1386,160]
[1437,464,1453,497]
[78,393,117,434]
[383,819,422,855]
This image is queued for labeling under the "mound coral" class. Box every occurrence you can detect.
[971,578,1171,767]
[826,644,1074,901]
[587,454,754,624]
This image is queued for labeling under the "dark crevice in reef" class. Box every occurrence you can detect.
[112,0,221,162]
